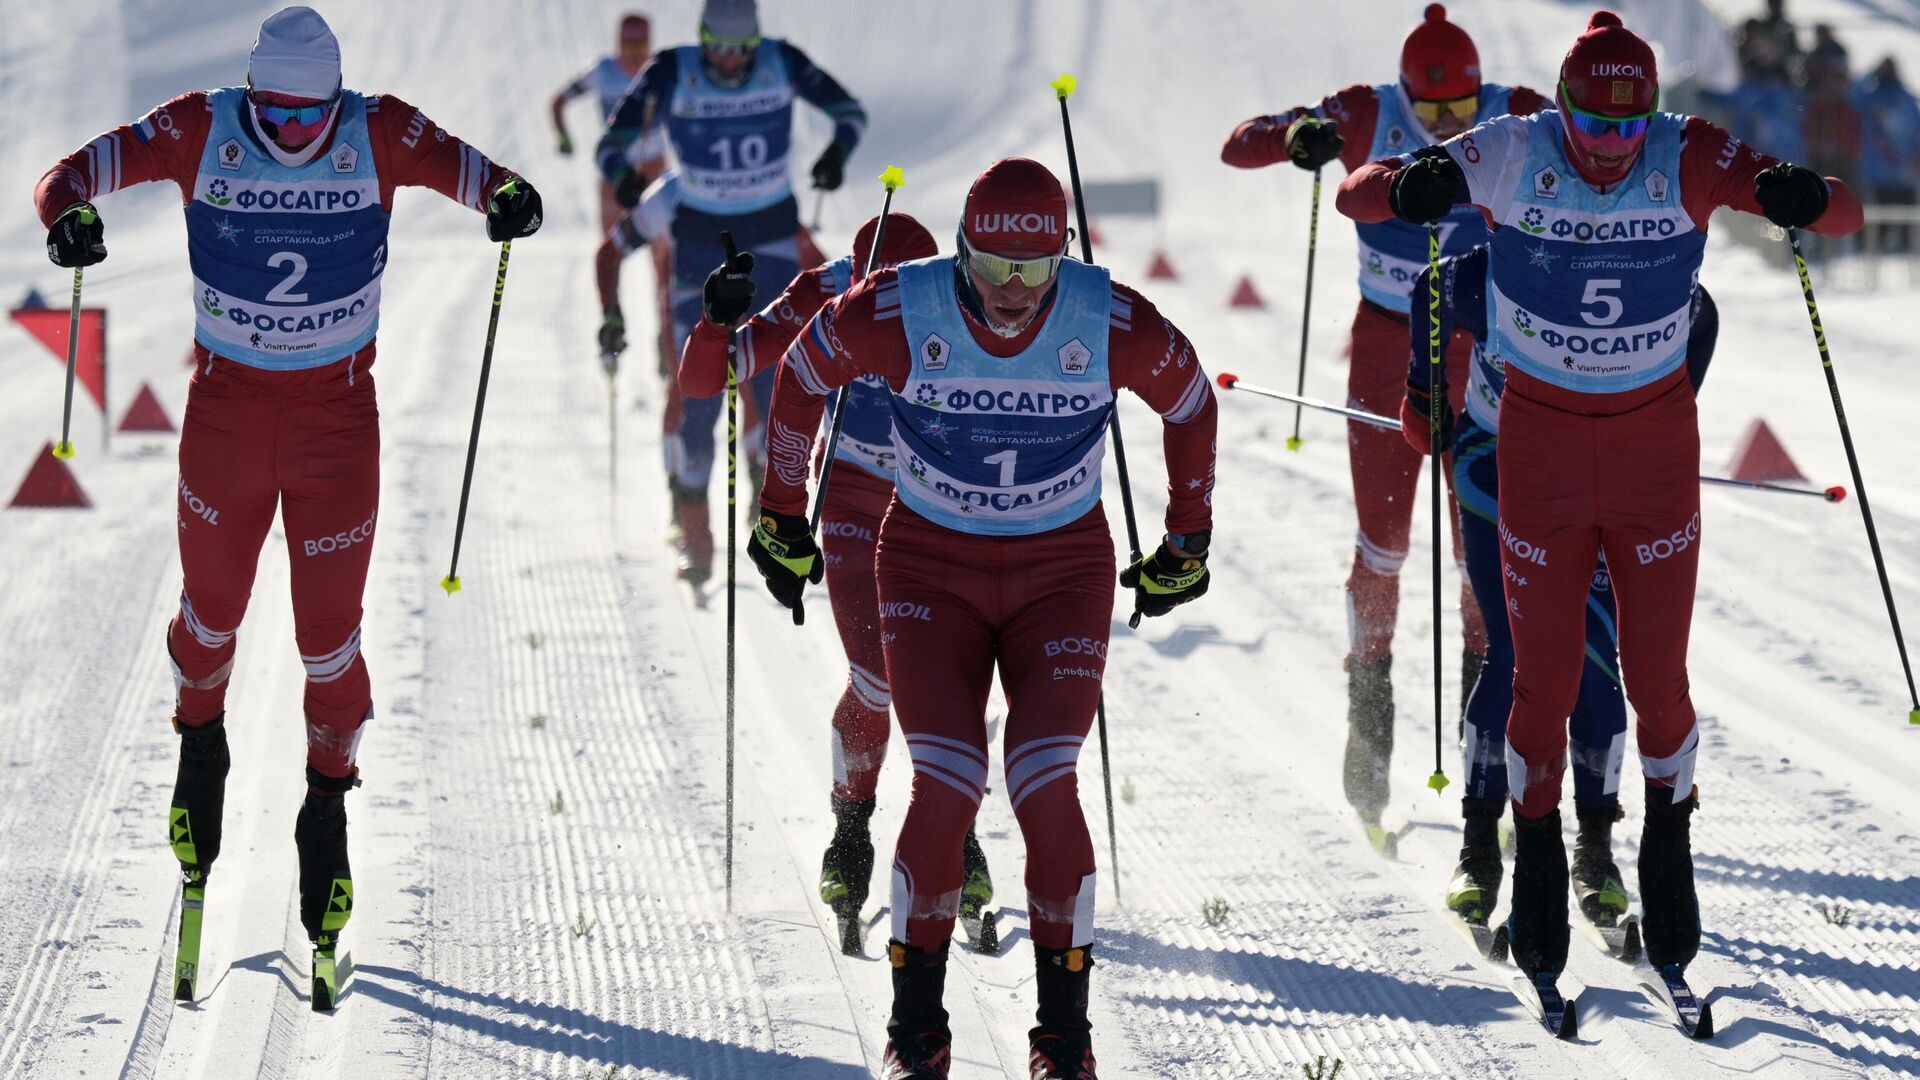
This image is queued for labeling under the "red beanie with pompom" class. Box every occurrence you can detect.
[1559,10,1658,116]
[1401,4,1481,99]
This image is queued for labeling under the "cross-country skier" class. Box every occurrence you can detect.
[746,158,1217,1078]
[1408,244,1720,935]
[1339,8,1861,984]
[595,0,865,584]
[1221,3,1547,847]
[677,213,999,951]
[33,6,542,1007]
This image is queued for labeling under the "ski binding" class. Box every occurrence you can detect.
[1641,963,1714,1039]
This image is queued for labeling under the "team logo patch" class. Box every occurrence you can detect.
[1644,169,1669,202]
[1533,166,1560,199]
[217,138,246,171]
[1611,80,1635,105]
[1058,337,1092,376]
[331,144,359,174]
[920,333,949,371]
[1386,125,1407,148]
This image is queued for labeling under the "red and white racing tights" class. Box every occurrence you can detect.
[168,344,379,785]
[1499,367,1702,819]
[878,502,1114,952]
[1345,300,1486,662]
[819,464,894,803]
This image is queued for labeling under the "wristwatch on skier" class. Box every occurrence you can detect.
[1166,531,1210,558]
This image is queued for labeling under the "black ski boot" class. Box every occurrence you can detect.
[296,766,358,1011]
[820,796,876,954]
[169,714,231,874]
[1445,797,1505,924]
[1342,654,1395,851]
[1639,783,1700,970]
[881,940,952,1079]
[957,826,997,952]
[1505,809,1570,977]
[1572,802,1631,927]
[1458,646,1485,739]
[1029,944,1098,1079]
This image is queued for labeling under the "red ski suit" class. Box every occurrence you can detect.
[760,268,1217,951]
[1223,83,1549,662]
[35,92,516,784]
[1338,116,1862,817]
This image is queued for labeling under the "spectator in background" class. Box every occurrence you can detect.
[1799,23,1849,88]
[1735,0,1801,83]
[1856,57,1920,252]
[1802,50,1862,188]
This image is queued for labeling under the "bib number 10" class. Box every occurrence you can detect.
[708,134,769,171]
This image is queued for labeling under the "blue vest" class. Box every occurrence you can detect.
[1485,112,1704,394]
[817,255,896,480]
[184,88,389,370]
[1353,83,1515,313]
[890,258,1113,536]
[663,41,796,214]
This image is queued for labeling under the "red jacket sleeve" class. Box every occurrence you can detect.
[366,94,518,212]
[679,267,836,398]
[1678,116,1864,237]
[1107,283,1216,535]
[1507,85,1551,116]
[759,270,911,516]
[1336,158,1404,224]
[34,92,212,225]
[1221,85,1378,174]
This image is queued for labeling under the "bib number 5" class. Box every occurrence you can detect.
[1579,278,1623,327]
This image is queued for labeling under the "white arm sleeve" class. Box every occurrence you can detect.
[1443,114,1531,219]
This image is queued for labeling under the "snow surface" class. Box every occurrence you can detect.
[2,1,1919,1077]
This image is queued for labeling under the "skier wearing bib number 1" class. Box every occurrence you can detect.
[1338,9,1860,983]
[594,0,866,584]
[1221,3,1547,847]
[32,6,542,1006]
[749,158,1218,1079]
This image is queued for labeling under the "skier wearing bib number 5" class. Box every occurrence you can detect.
[1338,9,1860,982]
[748,158,1217,1079]
[33,6,542,1005]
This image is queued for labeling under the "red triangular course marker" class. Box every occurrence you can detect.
[119,382,176,433]
[1227,275,1265,309]
[1145,251,1178,280]
[1729,418,1806,483]
[8,442,91,508]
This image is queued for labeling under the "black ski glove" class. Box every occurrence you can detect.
[47,202,106,268]
[810,142,847,192]
[598,305,627,357]
[1754,163,1829,229]
[486,178,543,241]
[748,507,823,613]
[614,167,646,209]
[556,131,575,157]
[703,234,757,326]
[1285,116,1344,171]
[1389,152,1468,225]
[1120,536,1211,618]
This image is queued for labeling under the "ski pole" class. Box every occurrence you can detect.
[1286,168,1322,451]
[725,233,741,911]
[440,239,514,595]
[53,266,85,460]
[1698,475,1845,501]
[1055,73,1127,902]
[1786,227,1919,722]
[810,188,825,234]
[1055,73,1147,629]
[801,166,905,627]
[1424,226,1449,795]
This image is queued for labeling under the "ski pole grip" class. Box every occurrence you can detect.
[1216,372,1239,389]
[721,229,738,261]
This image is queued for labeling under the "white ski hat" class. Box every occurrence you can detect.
[700,0,758,40]
[248,6,342,101]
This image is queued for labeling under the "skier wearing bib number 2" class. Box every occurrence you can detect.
[749,158,1218,1079]
[595,0,866,584]
[1221,3,1546,847]
[1339,10,1860,984]
[33,6,542,1006]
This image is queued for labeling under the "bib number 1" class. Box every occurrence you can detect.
[983,448,1017,486]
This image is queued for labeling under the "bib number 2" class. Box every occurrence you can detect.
[265,251,309,303]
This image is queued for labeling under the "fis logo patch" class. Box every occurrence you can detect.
[1058,337,1091,376]
[331,144,358,174]
[217,138,246,171]
[920,333,949,371]
[1645,170,1669,202]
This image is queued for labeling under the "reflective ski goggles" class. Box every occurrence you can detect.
[1409,91,1479,124]
[250,93,338,128]
[965,244,1063,288]
[700,28,760,56]
[1560,86,1654,140]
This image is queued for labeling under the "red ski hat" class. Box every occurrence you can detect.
[1559,10,1657,115]
[853,212,937,274]
[619,13,651,43]
[1401,4,1480,99]
[961,158,1068,260]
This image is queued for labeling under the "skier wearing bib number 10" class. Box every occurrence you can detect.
[1221,3,1546,850]
[1338,9,1860,987]
[748,157,1218,1079]
[32,6,543,1009]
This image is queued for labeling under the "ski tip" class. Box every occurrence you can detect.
[1558,999,1580,1041]
[1051,73,1078,99]
[1284,436,1302,451]
[1622,919,1644,964]
[1694,999,1716,1041]
[1215,371,1238,389]
[173,976,194,1002]
[1427,770,1451,794]
[879,165,906,191]
[311,976,335,1012]
[52,441,75,460]
[439,575,462,596]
